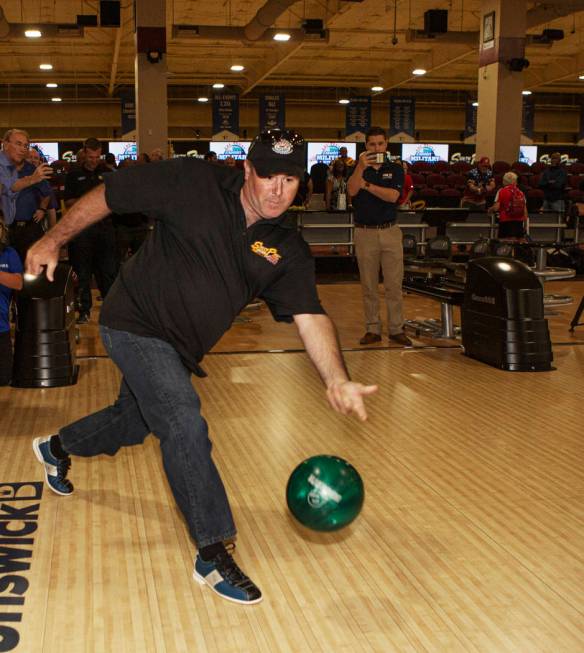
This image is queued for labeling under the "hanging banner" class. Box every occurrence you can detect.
[213,93,240,137]
[259,94,285,131]
[120,88,136,135]
[345,97,371,139]
[464,96,478,138]
[522,96,535,141]
[389,97,415,141]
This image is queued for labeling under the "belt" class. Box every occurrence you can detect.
[354,221,396,230]
[12,220,34,227]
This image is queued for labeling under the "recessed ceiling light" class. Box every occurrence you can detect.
[39,63,53,70]
[51,97,62,102]
[579,74,584,80]
[46,83,58,88]
[198,97,209,103]
[273,33,291,42]
[25,30,42,38]
[371,85,384,92]
[230,64,244,72]
[338,98,350,105]
[472,101,479,107]
[522,90,532,95]
[412,68,427,76]
[212,83,225,89]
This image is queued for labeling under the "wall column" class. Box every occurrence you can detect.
[134,0,168,156]
[475,0,527,163]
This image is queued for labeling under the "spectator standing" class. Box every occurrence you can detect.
[461,156,495,209]
[347,127,412,346]
[398,160,414,209]
[325,160,348,211]
[539,152,567,213]
[0,218,23,386]
[64,138,119,324]
[490,172,528,239]
[0,130,53,253]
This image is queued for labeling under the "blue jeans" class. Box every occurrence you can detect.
[542,199,564,213]
[59,325,236,547]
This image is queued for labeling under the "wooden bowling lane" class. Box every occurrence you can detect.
[1,340,584,652]
[75,279,584,359]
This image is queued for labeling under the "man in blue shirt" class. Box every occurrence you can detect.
[0,129,52,227]
[348,127,412,346]
[539,152,567,213]
[0,219,23,385]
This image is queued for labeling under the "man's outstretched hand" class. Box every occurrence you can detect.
[326,380,379,421]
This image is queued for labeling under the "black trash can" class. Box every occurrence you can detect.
[12,263,79,387]
[461,257,553,372]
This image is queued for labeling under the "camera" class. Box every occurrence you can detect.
[375,153,386,164]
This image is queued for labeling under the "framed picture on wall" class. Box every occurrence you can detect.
[483,11,495,44]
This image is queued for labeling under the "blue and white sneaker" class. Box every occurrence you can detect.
[32,436,74,496]
[193,544,262,605]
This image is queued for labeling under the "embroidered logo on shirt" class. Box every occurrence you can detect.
[382,173,393,179]
[251,241,282,265]
[272,139,293,155]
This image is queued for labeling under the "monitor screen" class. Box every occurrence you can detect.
[307,142,357,168]
[30,142,59,163]
[209,141,251,160]
[108,141,137,162]
[401,143,449,164]
[518,146,538,165]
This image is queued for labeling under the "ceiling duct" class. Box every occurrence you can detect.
[243,0,299,41]
[0,6,10,39]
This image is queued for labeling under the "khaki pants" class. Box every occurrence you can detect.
[354,224,404,336]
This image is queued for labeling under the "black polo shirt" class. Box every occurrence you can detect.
[351,161,404,226]
[64,163,109,200]
[100,158,324,373]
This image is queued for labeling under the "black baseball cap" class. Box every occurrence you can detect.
[247,129,306,178]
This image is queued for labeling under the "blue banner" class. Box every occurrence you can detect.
[345,97,371,137]
[120,88,136,135]
[464,96,478,138]
[389,97,415,137]
[522,96,534,139]
[260,94,285,131]
[213,93,239,136]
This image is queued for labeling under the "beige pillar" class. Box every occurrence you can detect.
[475,0,527,163]
[134,0,168,156]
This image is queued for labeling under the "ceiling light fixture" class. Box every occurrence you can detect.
[212,83,225,89]
[39,63,53,70]
[46,83,58,88]
[25,29,42,38]
[579,74,584,80]
[230,64,244,72]
[371,85,384,92]
[412,68,427,76]
[522,90,532,95]
[338,98,350,105]
[472,101,479,107]
[198,97,209,103]
[51,97,62,102]
[273,33,291,41]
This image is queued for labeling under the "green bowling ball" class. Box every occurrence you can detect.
[286,455,364,532]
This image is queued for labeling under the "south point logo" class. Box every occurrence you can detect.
[307,474,342,508]
[272,138,293,155]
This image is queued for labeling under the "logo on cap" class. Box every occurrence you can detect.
[272,139,293,155]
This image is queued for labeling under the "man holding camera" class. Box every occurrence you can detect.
[0,129,53,262]
[348,127,412,347]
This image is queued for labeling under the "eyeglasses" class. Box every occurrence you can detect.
[256,130,304,147]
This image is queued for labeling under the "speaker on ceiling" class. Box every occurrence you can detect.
[424,9,448,34]
[100,1,120,28]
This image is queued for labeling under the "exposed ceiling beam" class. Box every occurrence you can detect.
[240,41,305,95]
[108,27,122,96]
[526,0,584,29]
